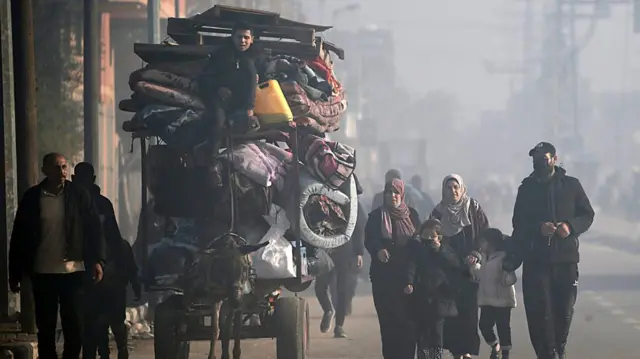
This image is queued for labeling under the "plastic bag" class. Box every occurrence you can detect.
[251,226,296,279]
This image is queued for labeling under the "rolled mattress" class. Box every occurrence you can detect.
[289,170,358,249]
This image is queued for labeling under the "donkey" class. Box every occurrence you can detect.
[188,232,268,359]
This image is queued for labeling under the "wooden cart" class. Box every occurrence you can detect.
[130,6,346,359]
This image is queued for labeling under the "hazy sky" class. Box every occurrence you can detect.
[306,0,640,116]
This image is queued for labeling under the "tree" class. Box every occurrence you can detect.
[32,0,84,162]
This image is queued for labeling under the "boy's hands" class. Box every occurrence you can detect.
[404,284,414,294]
[429,237,441,250]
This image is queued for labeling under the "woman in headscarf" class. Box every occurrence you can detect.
[365,179,421,359]
[431,174,489,359]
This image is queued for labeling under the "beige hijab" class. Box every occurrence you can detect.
[435,174,472,237]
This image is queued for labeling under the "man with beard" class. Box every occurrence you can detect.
[200,21,261,158]
[505,142,595,359]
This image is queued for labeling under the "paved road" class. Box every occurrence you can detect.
[128,241,640,359]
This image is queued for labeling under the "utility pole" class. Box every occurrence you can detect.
[11,0,38,334]
[148,0,160,44]
[84,0,99,165]
[523,0,534,86]
[0,0,18,323]
[148,0,160,147]
[567,0,580,143]
[545,0,629,151]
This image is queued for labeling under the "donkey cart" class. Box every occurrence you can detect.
[126,5,353,359]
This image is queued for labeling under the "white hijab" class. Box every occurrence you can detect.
[435,174,472,237]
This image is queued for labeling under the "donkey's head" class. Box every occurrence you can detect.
[198,233,268,308]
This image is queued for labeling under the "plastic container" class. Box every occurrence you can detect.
[254,80,293,126]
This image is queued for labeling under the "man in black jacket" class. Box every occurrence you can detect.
[9,153,105,359]
[315,201,366,338]
[507,142,595,359]
[72,162,122,243]
[200,21,261,157]
[73,162,140,359]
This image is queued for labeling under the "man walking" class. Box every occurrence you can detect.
[73,162,141,359]
[506,142,595,359]
[316,201,366,338]
[9,153,105,359]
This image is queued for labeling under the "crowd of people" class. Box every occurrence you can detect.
[356,141,595,359]
[5,144,593,359]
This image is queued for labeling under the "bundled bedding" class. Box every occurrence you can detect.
[122,15,359,281]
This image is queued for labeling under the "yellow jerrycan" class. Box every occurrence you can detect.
[254,80,294,126]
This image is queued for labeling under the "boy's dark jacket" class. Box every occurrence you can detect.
[405,237,460,317]
[9,180,106,283]
[507,167,595,269]
[200,39,262,111]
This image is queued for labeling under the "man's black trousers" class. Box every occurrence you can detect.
[522,262,578,359]
[315,250,353,327]
[83,286,129,359]
[32,272,85,359]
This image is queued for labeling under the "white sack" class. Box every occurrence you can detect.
[251,226,297,279]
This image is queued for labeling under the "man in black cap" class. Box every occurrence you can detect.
[505,142,595,359]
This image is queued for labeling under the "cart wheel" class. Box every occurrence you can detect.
[275,297,309,359]
[283,280,312,293]
[154,295,190,359]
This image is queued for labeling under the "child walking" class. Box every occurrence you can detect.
[89,238,141,359]
[405,219,461,359]
[469,228,517,359]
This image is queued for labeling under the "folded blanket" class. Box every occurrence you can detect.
[133,81,205,110]
[130,68,199,94]
[280,81,347,133]
[221,142,293,191]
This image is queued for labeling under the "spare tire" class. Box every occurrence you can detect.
[289,170,358,249]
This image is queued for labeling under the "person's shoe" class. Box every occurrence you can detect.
[320,310,335,333]
[333,325,347,338]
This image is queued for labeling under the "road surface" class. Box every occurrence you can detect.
[128,240,640,359]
